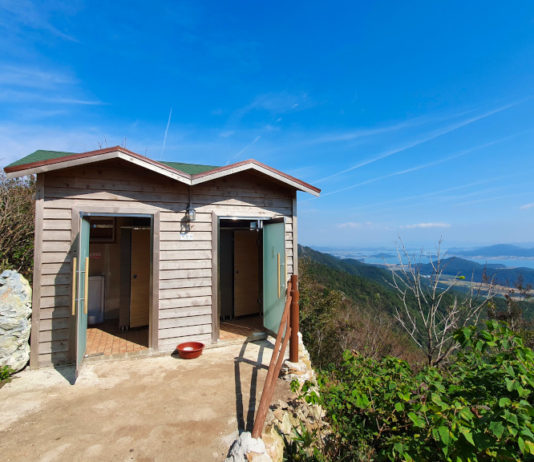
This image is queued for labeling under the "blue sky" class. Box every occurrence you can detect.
[1,1,534,249]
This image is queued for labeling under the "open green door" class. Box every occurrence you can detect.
[75,216,90,376]
[263,219,286,333]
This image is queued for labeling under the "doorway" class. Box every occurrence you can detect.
[75,215,152,366]
[218,218,287,341]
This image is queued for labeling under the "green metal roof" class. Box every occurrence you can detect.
[6,149,219,175]
[158,161,219,175]
[6,150,76,168]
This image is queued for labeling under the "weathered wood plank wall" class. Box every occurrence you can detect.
[37,159,295,366]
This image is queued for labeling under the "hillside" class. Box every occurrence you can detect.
[298,246,424,367]
[299,245,392,283]
[299,245,534,322]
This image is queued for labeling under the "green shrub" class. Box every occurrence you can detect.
[0,173,35,282]
[0,365,14,381]
[299,321,534,461]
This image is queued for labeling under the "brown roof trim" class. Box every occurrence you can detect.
[5,146,320,195]
[192,159,321,195]
[4,146,191,180]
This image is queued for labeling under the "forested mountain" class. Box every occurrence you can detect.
[299,245,392,283]
[298,245,424,367]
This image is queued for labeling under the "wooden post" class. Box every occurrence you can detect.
[290,274,299,362]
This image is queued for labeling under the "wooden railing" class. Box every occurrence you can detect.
[252,274,299,438]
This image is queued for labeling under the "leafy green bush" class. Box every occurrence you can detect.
[0,173,35,282]
[300,321,534,461]
[0,365,14,381]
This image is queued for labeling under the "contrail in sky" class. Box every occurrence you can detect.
[318,132,523,198]
[227,135,261,164]
[161,107,172,156]
[315,101,520,184]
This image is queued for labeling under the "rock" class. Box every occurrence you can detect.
[226,432,270,462]
[276,399,288,410]
[309,405,324,421]
[272,409,285,422]
[278,412,292,436]
[247,452,272,462]
[0,270,32,372]
[262,426,284,462]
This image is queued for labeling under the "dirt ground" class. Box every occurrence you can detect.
[0,339,290,462]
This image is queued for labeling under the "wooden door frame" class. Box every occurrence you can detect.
[211,214,286,343]
[70,207,160,360]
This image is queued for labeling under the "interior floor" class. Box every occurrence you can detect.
[219,314,265,341]
[86,320,148,356]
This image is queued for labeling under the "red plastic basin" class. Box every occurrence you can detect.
[176,342,205,359]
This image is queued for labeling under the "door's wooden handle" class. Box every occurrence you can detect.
[277,253,280,298]
[284,254,287,289]
[84,256,89,315]
[71,257,77,316]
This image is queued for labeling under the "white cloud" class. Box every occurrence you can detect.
[0,0,79,42]
[401,222,451,229]
[520,202,534,210]
[0,64,75,89]
[0,89,104,106]
[337,221,374,229]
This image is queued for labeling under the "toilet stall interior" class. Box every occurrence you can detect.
[219,219,263,322]
[85,216,151,355]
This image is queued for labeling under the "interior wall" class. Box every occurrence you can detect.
[219,221,263,320]
[219,229,234,320]
[88,217,151,324]
[89,219,121,320]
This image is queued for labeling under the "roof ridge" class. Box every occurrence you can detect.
[4,146,320,196]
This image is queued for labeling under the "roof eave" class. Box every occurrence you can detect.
[191,160,321,196]
[4,149,321,197]
[4,147,192,184]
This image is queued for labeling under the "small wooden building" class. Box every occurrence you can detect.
[4,147,320,371]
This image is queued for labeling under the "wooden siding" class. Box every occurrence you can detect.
[37,159,296,367]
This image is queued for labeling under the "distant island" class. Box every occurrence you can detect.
[307,244,534,288]
[449,244,534,259]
